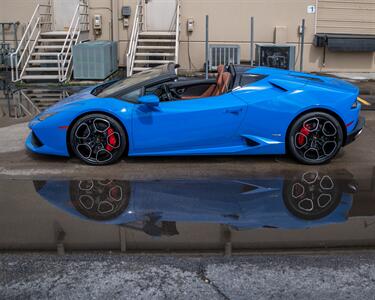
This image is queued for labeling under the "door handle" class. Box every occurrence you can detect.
[225,108,243,115]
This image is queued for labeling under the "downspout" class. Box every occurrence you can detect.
[111,0,119,42]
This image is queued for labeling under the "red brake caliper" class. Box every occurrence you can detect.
[297,125,310,146]
[105,128,117,151]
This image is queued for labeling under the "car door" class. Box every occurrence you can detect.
[131,93,247,154]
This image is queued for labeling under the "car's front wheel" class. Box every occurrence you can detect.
[288,112,343,165]
[69,113,126,165]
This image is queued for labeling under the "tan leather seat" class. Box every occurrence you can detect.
[212,72,232,96]
[181,65,226,99]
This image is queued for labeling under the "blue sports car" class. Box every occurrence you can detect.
[26,63,364,165]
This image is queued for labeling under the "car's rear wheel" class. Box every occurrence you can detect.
[288,112,343,165]
[69,113,126,165]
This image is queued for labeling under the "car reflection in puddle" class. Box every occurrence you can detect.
[34,170,358,237]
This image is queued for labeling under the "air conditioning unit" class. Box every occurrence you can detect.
[255,44,296,70]
[72,41,118,80]
[209,44,240,70]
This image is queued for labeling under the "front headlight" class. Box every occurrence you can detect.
[38,112,57,121]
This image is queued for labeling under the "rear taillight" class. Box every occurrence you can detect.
[357,97,370,106]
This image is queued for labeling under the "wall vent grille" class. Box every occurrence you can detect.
[209,44,240,70]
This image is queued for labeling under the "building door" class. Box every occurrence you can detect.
[145,0,177,31]
[53,0,80,31]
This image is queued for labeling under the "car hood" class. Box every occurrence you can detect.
[53,86,96,105]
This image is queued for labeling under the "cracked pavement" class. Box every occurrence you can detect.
[2,253,375,299]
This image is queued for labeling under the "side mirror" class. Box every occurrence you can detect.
[138,95,160,106]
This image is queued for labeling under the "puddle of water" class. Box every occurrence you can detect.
[0,169,375,252]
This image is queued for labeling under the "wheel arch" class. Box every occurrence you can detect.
[285,108,347,152]
[66,111,129,157]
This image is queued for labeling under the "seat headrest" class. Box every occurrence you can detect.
[217,65,225,75]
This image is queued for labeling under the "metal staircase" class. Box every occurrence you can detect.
[10,0,89,83]
[127,0,180,77]
[8,88,71,118]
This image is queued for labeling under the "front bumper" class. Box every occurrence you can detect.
[25,131,69,157]
[345,116,365,146]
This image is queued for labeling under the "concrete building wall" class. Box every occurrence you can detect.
[1,0,375,73]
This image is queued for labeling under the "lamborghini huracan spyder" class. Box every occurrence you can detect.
[26,63,364,165]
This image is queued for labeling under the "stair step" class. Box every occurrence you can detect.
[28,60,60,64]
[133,67,150,72]
[139,31,176,36]
[25,89,64,93]
[36,104,58,108]
[136,52,175,57]
[22,75,60,80]
[35,45,69,49]
[137,45,175,50]
[32,52,70,56]
[38,39,67,42]
[28,94,64,98]
[135,60,174,64]
[138,39,175,43]
[33,98,60,105]
[40,31,70,36]
[25,67,63,72]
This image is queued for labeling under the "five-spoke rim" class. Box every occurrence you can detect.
[287,171,337,218]
[70,179,130,221]
[73,117,121,163]
[294,116,340,162]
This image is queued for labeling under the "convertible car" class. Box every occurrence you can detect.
[26,63,364,165]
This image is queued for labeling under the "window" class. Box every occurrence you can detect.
[119,88,142,103]
[95,64,173,98]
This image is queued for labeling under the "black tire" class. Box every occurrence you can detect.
[283,171,341,220]
[69,180,131,221]
[288,112,343,165]
[69,113,127,165]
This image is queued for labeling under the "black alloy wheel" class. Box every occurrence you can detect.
[70,114,126,165]
[289,112,343,164]
[283,171,341,220]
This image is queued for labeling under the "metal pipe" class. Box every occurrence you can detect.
[205,15,209,79]
[250,17,254,66]
[1,24,5,45]
[13,23,18,48]
[300,19,305,72]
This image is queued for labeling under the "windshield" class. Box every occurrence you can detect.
[95,64,173,98]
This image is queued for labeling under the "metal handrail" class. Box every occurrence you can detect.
[57,1,88,82]
[10,2,52,82]
[126,0,142,77]
[19,90,41,115]
[11,90,40,118]
[174,0,180,66]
